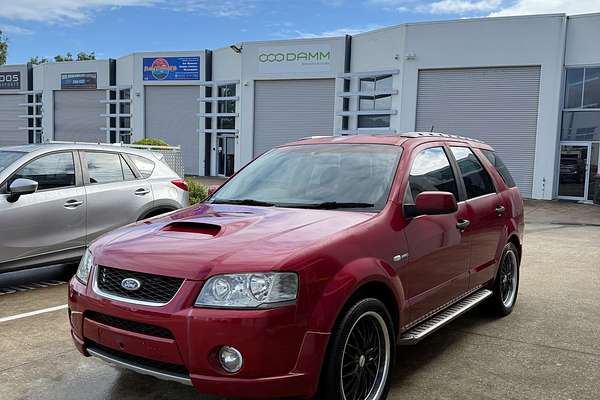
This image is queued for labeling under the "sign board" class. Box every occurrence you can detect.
[143,57,200,81]
[0,71,21,90]
[61,72,97,90]
[257,44,332,74]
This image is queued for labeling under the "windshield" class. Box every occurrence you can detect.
[211,144,402,211]
[0,151,24,173]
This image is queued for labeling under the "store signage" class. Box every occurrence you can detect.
[257,44,332,73]
[0,71,21,90]
[61,72,97,90]
[143,57,200,81]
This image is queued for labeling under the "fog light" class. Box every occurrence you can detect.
[218,346,243,373]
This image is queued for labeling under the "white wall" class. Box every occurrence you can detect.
[565,13,600,67]
[398,15,566,199]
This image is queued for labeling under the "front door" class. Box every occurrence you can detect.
[217,135,235,177]
[558,143,591,200]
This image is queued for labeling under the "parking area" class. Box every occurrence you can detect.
[0,200,598,400]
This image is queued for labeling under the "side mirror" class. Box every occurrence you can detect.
[7,178,38,202]
[207,184,220,196]
[415,191,457,216]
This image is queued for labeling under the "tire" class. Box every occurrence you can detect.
[319,298,396,400]
[488,242,520,317]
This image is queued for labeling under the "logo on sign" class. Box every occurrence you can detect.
[0,71,21,90]
[258,51,330,63]
[257,45,332,73]
[121,278,142,291]
[145,58,177,80]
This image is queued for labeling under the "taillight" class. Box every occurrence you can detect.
[171,179,189,191]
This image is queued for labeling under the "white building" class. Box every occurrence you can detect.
[0,13,599,201]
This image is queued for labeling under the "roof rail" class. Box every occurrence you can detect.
[298,135,334,141]
[400,132,484,143]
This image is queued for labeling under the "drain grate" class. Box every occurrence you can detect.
[0,280,66,296]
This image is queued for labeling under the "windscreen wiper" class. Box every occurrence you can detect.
[212,198,276,207]
[290,202,375,210]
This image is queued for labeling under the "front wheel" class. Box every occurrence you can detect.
[319,298,395,400]
[488,242,520,316]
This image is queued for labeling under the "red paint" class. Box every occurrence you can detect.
[69,135,524,399]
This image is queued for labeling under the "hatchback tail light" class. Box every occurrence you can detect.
[171,179,189,191]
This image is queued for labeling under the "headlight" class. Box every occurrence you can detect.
[195,272,298,308]
[76,248,95,285]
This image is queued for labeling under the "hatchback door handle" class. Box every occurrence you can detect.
[495,205,506,215]
[134,188,150,196]
[456,219,470,231]
[64,199,84,208]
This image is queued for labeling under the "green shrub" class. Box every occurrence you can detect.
[133,137,170,147]
[186,178,208,205]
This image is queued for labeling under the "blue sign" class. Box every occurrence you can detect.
[143,57,200,81]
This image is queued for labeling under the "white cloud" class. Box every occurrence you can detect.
[427,0,501,14]
[489,0,600,16]
[0,25,34,35]
[281,24,387,39]
[0,0,256,24]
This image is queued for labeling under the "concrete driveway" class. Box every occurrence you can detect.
[0,200,598,400]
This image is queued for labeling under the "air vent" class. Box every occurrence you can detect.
[161,222,221,237]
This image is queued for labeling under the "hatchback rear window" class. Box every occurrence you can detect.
[481,149,516,188]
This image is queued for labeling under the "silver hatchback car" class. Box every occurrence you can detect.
[0,143,189,273]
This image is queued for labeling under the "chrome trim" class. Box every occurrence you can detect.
[392,253,409,263]
[92,266,183,308]
[87,347,192,386]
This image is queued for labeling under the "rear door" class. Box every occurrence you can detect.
[0,151,86,264]
[448,146,507,289]
[400,144,470,323]
[82,151,153,242]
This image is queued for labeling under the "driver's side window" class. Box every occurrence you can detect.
[405,147,459,205]
[11,152,75,191]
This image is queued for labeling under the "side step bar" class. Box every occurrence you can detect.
[399,289,493,345]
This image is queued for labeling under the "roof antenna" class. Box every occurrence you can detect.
[430,125,435,133]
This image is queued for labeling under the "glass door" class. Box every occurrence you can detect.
[217,135,235,177]
[558,143,591,200]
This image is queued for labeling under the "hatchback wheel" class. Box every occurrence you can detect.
[488,242,520,316]
[320,298,395,400]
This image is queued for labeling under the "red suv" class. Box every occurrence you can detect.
[69,133,524,400]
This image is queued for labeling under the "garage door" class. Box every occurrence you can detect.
[416,67,541,197]
[253,79,335,157]
[54,90,106,143]
[0,94,27,146]
[145,86,199,175]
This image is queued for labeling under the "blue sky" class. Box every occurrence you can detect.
[2,0,599,64]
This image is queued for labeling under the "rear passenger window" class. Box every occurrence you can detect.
[129,154,155,178]
[85,152,124,184]
[450,147,496,199]
[481,149,516,188]
[406,147,459,204]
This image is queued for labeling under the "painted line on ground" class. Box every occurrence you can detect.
[0,304,68,323]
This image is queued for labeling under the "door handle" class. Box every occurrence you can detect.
[495,205,506,215]
[64,199,84,208]
[134,188,150,196]
[456,219,470,231]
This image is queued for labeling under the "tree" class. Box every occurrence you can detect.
[0,31,7,65]
[76,51,96,61]
[54,52,73,62]
[29,56,49,65]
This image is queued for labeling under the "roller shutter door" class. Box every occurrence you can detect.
[54,90,106,143]
[254,79,335,157]
[145,86,199,175]
[416,67,541,197]
[0,94,27,146]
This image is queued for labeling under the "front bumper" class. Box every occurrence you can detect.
[68,276,329,399]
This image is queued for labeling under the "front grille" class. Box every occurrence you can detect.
[86,311,173,339]
[96,266,183,304]
[88,341,189,377]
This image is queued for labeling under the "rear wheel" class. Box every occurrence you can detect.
[320,298,395,400]
[488,242,520,316]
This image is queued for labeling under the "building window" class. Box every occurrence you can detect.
[561,111,600,141]
[218,84,236,97]
[358,115,391,128]
[565,67,600,109]
[217,116,235,130]
[104,87,132,143]
[22,91,43,143]
[357,75,393,129]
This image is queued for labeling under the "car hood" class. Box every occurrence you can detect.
[92,203,374,280]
